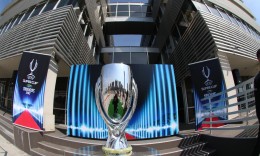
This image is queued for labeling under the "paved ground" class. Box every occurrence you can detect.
[0,134,29,156]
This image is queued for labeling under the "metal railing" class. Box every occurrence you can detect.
[200,77,258,135]
[107,3,152,17]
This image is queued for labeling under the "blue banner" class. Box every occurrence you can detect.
[67,64,179,140]
[13,51,51,130]
[189,58,227,130]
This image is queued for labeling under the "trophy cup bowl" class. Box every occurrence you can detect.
[95,63,138,155]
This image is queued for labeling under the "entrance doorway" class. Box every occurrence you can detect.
[183,76,195,123]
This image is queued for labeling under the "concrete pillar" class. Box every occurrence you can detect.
[217,51,238,119]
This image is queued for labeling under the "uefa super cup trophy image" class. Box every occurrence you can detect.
[95,63,138,155]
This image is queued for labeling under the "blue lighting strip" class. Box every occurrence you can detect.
[67,65,179,139]
[126,65,179,139]
[67,65,107,138]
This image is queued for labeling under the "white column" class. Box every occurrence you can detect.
[43,60,58,131]
[217,51,238,119]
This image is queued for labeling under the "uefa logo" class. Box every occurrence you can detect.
[27,59,38,80]
[202,66,213,86]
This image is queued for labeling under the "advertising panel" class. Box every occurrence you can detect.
[67,64,179,140]
[189,58,227,130]
[13,52,51,130]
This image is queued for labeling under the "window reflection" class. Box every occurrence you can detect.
[107,3,151,17]
[131,53,147,64]
[209,7,221,17]
[20,8,34,22]
[12,14,23,27]
[30,3,45,18]
[57,0,70,8]
[114,53,130,64]
[4,19,14,32]
[42,0,58,12]
[218,8,230,22]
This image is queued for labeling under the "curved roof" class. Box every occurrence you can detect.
[208,0,260,32]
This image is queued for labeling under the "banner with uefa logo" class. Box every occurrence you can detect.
[189,58,227,130]
[13,51,51,130]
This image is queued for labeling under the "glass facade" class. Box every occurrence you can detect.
[107,3,152,17]
[43,0,58,12]
[101,52,155,64]
[193,1,260,41]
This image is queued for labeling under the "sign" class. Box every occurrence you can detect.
[13,51,51,130]
[67,64,179,140]
[189,58,227,130]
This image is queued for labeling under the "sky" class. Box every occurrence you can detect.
[0,0,12,14]
[243,0,260,25]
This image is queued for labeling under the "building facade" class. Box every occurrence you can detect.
[0,0,260,124]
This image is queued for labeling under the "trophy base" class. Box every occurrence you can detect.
[102,146,132,156]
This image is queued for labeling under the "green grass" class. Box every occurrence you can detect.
[108,98,126,120]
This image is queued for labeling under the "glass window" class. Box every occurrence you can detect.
[117,11,129,16]
[142,5,151,17]
[5,19,14,32]
[67,0,78,7]
[218,8,230,22]
[20,8,33,23]
[107,5,116,16]
[117,5,129,16]
[242,22,251,33]
[12,14,23,27]
[131,53,147,64]
[248,26,254,35]
[30,4,45,18]
[114,53,130,64]
[108,5,116,13]
[235,17,246,30]
[130,5,141,12]
[113,35,141,46]
[107,12,116,16]
[130,11,142,17]
[1,24,7,34]
[209,7,221,17]
[130,5,142,17]
[229,14,239,26]
[117,5,129,12]
[42,0,58,12]
[141,5,151,12]
[193,2,210,13]
[253,31,258,39]
[57,0,69,7]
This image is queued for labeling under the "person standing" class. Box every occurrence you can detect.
[252,49,260,156]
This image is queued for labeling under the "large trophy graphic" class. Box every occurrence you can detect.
[95,64,138,155]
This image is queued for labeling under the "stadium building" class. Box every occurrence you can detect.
[0,0,260,155]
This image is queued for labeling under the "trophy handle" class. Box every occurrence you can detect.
[121,79,138,131]
[95,77,106,123]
